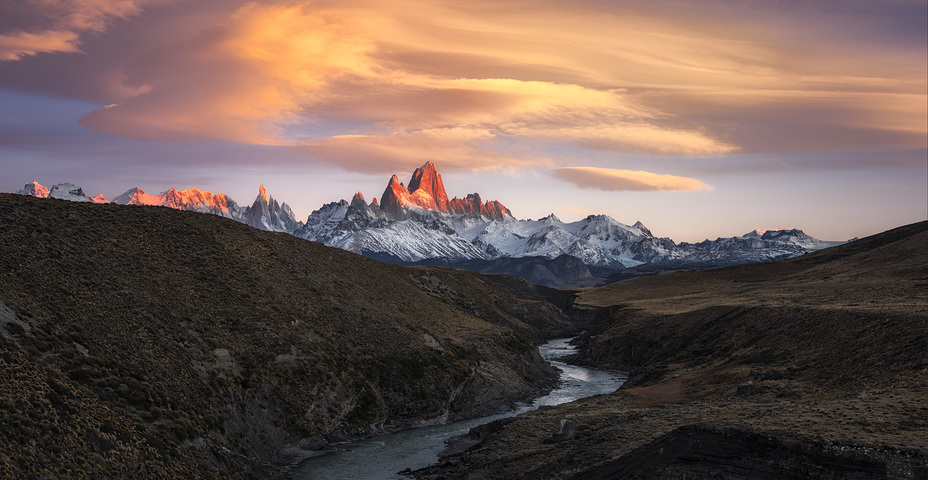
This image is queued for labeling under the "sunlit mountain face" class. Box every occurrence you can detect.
[380,161,511,220]
[16,160,841,288]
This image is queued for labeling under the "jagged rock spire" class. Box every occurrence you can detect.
[380,174,410,217]
[379,162,511,220]
[407,161,450,213]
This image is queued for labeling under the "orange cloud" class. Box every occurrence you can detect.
[0,30,80,61]
[299,128,554,174]
[552,166,711,192]
[6,0,920,170]
[73,0,739,160]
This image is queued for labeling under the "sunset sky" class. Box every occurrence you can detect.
[1,0,925,242]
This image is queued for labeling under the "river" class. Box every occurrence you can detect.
[292,337,626,480]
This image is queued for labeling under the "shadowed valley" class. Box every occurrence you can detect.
[2,192,926,479]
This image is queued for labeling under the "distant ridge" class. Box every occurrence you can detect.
[14,164,841,285]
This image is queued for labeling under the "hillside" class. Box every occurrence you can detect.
[0,193,572,479]
[415,221,928,479]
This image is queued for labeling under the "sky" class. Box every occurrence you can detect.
[0,0,925,243]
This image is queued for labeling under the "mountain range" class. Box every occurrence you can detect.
[16,163,841,285]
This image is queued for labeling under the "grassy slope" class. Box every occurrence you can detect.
[0,194,569,479]
[414,221,928,479]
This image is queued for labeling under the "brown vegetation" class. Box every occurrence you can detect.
[416,221,928,479]
[0,194,570,479]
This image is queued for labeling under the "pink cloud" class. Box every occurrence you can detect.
[552,166,711,192]
[298,128,553,174]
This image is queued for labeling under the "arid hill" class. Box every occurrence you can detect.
[0,193,572,479]
[416,221,928,479]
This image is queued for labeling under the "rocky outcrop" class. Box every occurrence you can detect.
[17,181,49,198]
[448,193,512,221]
[380,174,411,218]
[380,162,511,220]
[407,161,450,213]
[241,184,301,232]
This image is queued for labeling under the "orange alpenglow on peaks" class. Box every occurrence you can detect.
[114,186,231,214]
[407,161,450,213]
[379,161,512,220]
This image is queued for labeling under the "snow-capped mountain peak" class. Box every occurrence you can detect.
[632,221,653,237]
[47,183,92,202]
[17,181,49,198]
[15,165,837,279]
[241,185,301,232]
[19,181,105,203]
[113,187,152,205]
[746,227,791,237]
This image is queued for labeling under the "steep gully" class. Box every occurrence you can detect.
[293,337,627,479]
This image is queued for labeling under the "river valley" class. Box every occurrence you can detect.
[293,337,627,479]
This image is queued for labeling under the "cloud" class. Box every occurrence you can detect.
[69,0,741,162]
[298,128,554,174]
[0,30,80,61]
[0,0,164,61]
[2,0,926,172]
[552,166,711,192]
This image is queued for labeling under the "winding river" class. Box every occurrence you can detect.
[292,337,626,479]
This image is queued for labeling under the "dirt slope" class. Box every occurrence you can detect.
[415,221,928,479]
[0,193,571,479]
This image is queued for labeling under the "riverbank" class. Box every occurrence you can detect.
[412,222,928,479]
[294,338,625,479]
[0,194,572,479]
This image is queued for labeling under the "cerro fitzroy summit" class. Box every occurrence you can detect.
[17,162,834,275]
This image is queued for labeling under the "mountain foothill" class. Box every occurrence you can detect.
[0,193,569,478]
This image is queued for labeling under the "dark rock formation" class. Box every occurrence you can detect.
[241,184,301,232]
[379,174,409,218]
